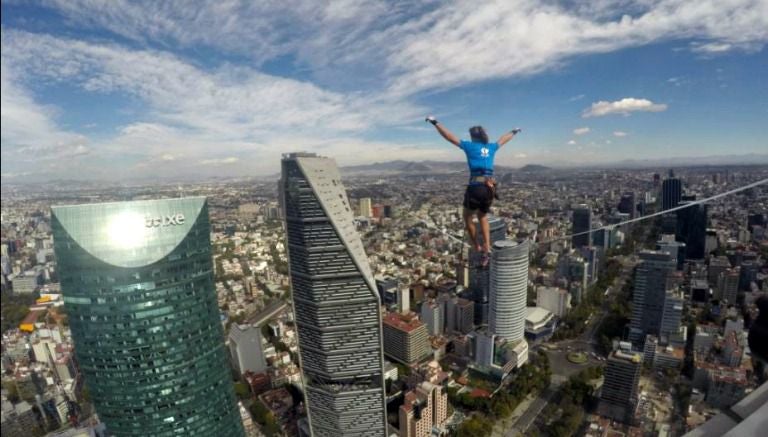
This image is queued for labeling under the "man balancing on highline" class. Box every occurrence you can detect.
[426,116,522,267]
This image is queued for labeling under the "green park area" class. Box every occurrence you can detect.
[566,352,588,364]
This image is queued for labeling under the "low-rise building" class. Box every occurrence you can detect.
[524,307,556,342]
[399,381,448,437]
[383,312,431,365]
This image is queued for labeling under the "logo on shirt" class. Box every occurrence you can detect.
[480,147,490,158]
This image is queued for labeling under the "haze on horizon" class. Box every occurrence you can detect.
[2,0,767,183]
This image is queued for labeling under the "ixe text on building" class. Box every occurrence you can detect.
[145,213,186,228]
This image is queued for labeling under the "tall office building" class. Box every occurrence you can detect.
[536,286,571,318]
[571,205,592,248]
[489,240,529,342]
[280,153,387,436]
[656,235,686,270]
[662,174,682,211]
[708,256,731,289]
[718,267,740,304]
[469,215,507,325]
[660,290,685,345]
[229,324,267,376]
[617,192,636,219]
[358,197,373,218]
[629,251,676,345]
[445,296,474,334]
[676,201,708,259]
[598,343,642,424]
[51,198,244,437]
[382,312,431,365]
[420,300,443,336]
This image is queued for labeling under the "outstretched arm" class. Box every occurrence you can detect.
[497,128,522,148]
[426,116,460,147]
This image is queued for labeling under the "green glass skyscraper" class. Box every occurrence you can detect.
[52,197,244,437]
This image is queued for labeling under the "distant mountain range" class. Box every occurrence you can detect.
[340,154,768,175]
[340,160,542,175]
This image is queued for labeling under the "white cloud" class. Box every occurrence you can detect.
[382,0,768,96]
[200,157,240,165]
[30,0,768,97]
[567,140,577,145]
[1,30,428,178]
[582,98,667,118]
[1,62,91,168]
[573,127,590,135]
[3,1,767,180]
[613,131,628,137]
[689,41,761,54]
[514,153,528,159]
[568,94,586,102]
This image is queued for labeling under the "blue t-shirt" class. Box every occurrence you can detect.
[460,140,499,178]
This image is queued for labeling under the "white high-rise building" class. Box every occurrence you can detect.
[536,286,571,318]
[489,239,529,342]
[281,153,387,437]
[420,300,443,336]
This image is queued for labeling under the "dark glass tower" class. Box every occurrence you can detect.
[571,205,592,248]
[469,215,507,325]
[598,344,642,424]
[617,192,636,219]
[676,201,707,259]
[52,198,243,437]
[281,153,387,436]
[628,250,676,345]
[662,177,682,211]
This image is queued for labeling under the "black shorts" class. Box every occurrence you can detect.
[463,184,493,213]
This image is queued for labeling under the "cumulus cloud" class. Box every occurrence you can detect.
[573,127,590,135]
[1,62,91,169]
[3,0,767,180]
[567,140,577,145]
[382,0,768,96]
[28,0,768,96]
[613,131,628,137]
[1,30,428,178]
[582,98,667,118]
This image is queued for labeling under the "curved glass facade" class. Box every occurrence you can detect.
[489,239,529,342]
[52,198,244,437]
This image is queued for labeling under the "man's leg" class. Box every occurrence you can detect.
[463,208,481,251]
[477,211,491,253]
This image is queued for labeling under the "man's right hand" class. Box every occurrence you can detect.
[425,116,438,126]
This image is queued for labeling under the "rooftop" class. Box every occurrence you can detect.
[383,311,424,333]
[525,306,553,324]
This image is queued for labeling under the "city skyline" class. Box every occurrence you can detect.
[1,159,765,436]
[2,1,768,182]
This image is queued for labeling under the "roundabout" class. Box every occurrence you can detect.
[566,351,588,364]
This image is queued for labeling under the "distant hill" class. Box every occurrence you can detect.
[340,160,552,176]
[341,160,466,175]
[518,164,551,172]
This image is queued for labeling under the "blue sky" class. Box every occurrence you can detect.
[1,0,767,181]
